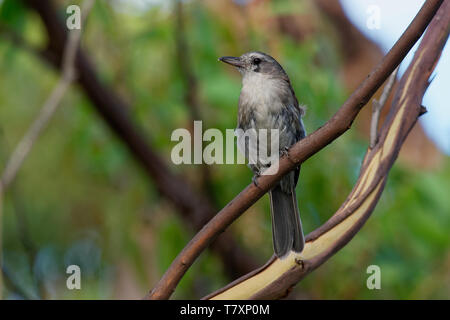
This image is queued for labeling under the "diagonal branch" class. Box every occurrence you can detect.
[146,0,445,300]
[206,0,449,298]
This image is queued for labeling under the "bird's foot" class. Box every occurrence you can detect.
[281,146,299,168]
[252,172,261,188]
[280,146,290,158]
[295,257,305,269]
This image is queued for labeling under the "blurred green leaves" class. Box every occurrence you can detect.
[0,0,449,300]
[0,0,27,32]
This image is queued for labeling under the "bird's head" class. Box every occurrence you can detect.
[219,51,287,79]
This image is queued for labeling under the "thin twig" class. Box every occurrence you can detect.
[0,0,94,191]
[0,2,92,191]
[0,0,94,299]
[146,0,444,300]
[370,66,399,148]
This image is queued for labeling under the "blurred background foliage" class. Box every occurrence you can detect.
[0,0,449,299]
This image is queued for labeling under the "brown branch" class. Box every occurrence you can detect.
[314,0,444,170]
[19,0,259,280]
[206,0,449,299]
[146,0,445,300]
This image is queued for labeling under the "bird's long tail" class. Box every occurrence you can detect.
[269,184,304,258]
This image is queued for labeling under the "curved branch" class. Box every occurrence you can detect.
[205,0,449,298]
[146,0,445,300]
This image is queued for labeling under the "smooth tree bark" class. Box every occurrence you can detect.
[205,0,449,298]
[147,0,446,300]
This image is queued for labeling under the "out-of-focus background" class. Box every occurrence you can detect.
[0,0,449,299]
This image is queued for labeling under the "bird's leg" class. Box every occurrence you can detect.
[252,174,260,188]
[250,165,261,188]
[280,146,290,158]
[281,146,300,169]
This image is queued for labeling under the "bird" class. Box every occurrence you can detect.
[219,51,306,259]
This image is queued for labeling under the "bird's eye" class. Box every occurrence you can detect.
[253,57,261,65]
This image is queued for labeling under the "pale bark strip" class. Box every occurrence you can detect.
[206,1,449,299]
[370,67,399,148]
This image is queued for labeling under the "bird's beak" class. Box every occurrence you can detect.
[219,56,244,68]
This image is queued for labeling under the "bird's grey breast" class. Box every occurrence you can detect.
[236,71,305,174]
[238,72,295,131]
